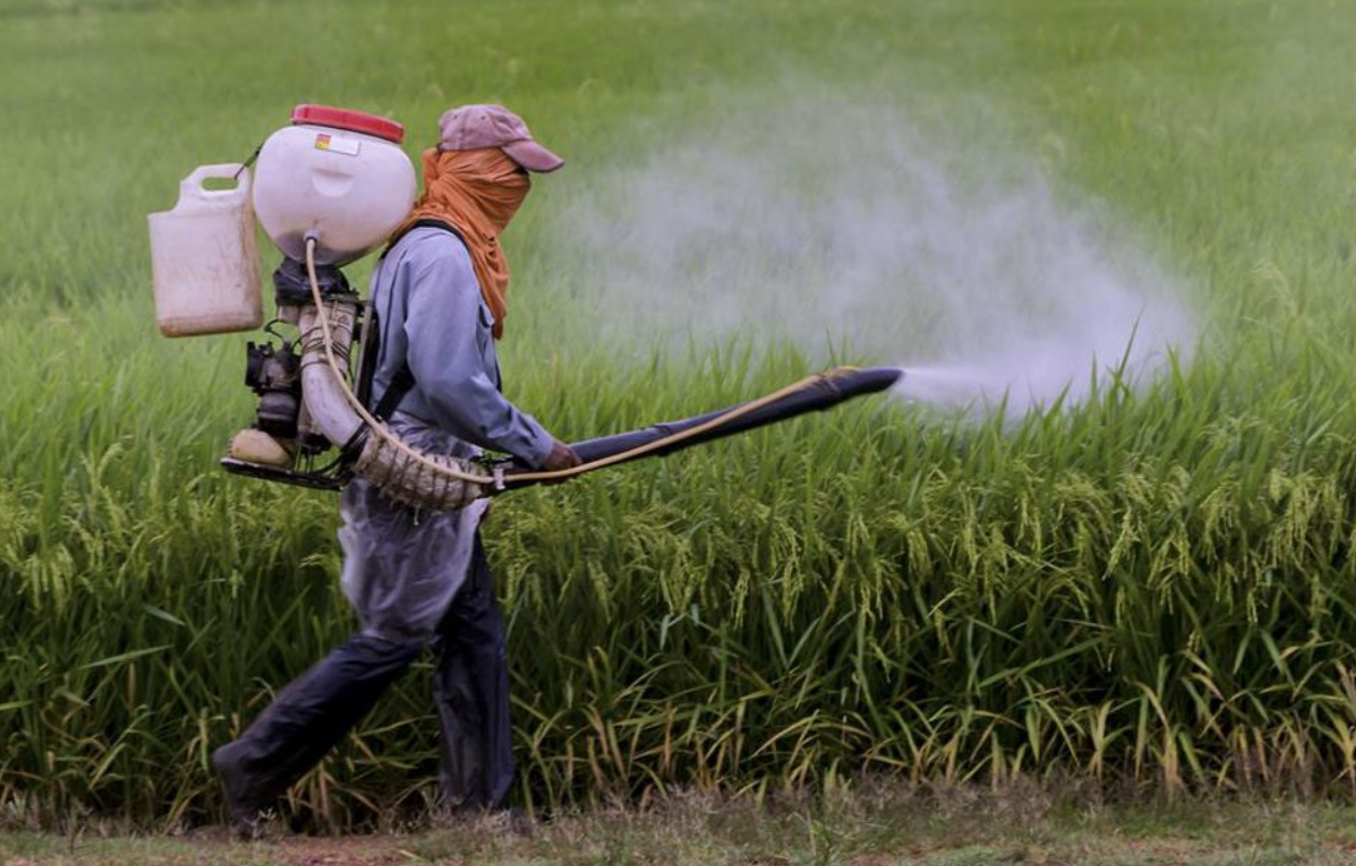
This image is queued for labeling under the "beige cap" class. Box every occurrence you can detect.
[437,104,564,173]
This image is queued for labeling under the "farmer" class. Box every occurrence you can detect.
[211,104,580,833]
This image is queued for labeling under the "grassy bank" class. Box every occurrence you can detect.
[7,786,1356,865]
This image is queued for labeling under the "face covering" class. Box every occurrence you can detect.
[390,147,531,339]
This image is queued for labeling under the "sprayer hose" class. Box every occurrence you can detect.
[304,238,855,486]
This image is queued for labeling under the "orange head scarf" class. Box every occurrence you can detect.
[389,147,530,339]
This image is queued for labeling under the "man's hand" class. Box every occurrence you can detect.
[543,439,582,474]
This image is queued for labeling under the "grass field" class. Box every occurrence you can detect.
[5,0,1356,833]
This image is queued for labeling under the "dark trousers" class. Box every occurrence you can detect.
[217,536,513,811]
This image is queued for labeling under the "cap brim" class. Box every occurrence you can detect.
[502,139,564,173]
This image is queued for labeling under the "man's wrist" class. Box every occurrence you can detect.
[525,431,557,468]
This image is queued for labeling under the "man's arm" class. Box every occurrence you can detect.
[402,247,557,467]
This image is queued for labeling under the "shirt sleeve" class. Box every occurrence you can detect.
[401,247,556,467]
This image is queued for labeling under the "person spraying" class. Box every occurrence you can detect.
[210,105,577,834]
[149,100,902,834]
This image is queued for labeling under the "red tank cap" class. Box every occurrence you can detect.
[291,104,405,144]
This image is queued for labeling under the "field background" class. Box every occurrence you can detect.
[4,0,1356,831]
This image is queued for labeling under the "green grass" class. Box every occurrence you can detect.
[5,0,1356,831]
[7,785,1356,865]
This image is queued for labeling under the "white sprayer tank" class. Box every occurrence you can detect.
[253,105,416,266]
[148,164,263,337]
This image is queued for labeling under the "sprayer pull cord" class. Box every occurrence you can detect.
[305,238,856,488]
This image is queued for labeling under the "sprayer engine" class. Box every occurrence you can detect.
[150,104,465,497]
[243,339,302,439]
[200,107,497,509]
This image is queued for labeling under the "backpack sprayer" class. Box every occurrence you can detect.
[148,105,902,510]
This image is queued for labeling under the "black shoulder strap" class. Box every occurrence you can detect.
[359,304,415,422]
[383,217,467,257]
[373,363,416,422]
[355,305,381,409]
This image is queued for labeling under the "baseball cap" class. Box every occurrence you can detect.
[437,104,564,173]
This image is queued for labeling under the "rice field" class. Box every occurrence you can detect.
[4,0,1356,831]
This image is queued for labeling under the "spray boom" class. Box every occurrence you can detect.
[494,366,902,490]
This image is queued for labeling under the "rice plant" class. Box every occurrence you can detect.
[4,0,1356,830]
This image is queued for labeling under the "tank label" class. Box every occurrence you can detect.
[314,133,361,157]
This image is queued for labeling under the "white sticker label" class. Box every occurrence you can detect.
[315,133,361,157]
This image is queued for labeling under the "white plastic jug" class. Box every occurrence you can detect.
[149,164,263,337]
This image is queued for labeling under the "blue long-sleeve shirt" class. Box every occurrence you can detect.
[366,225,555,467]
